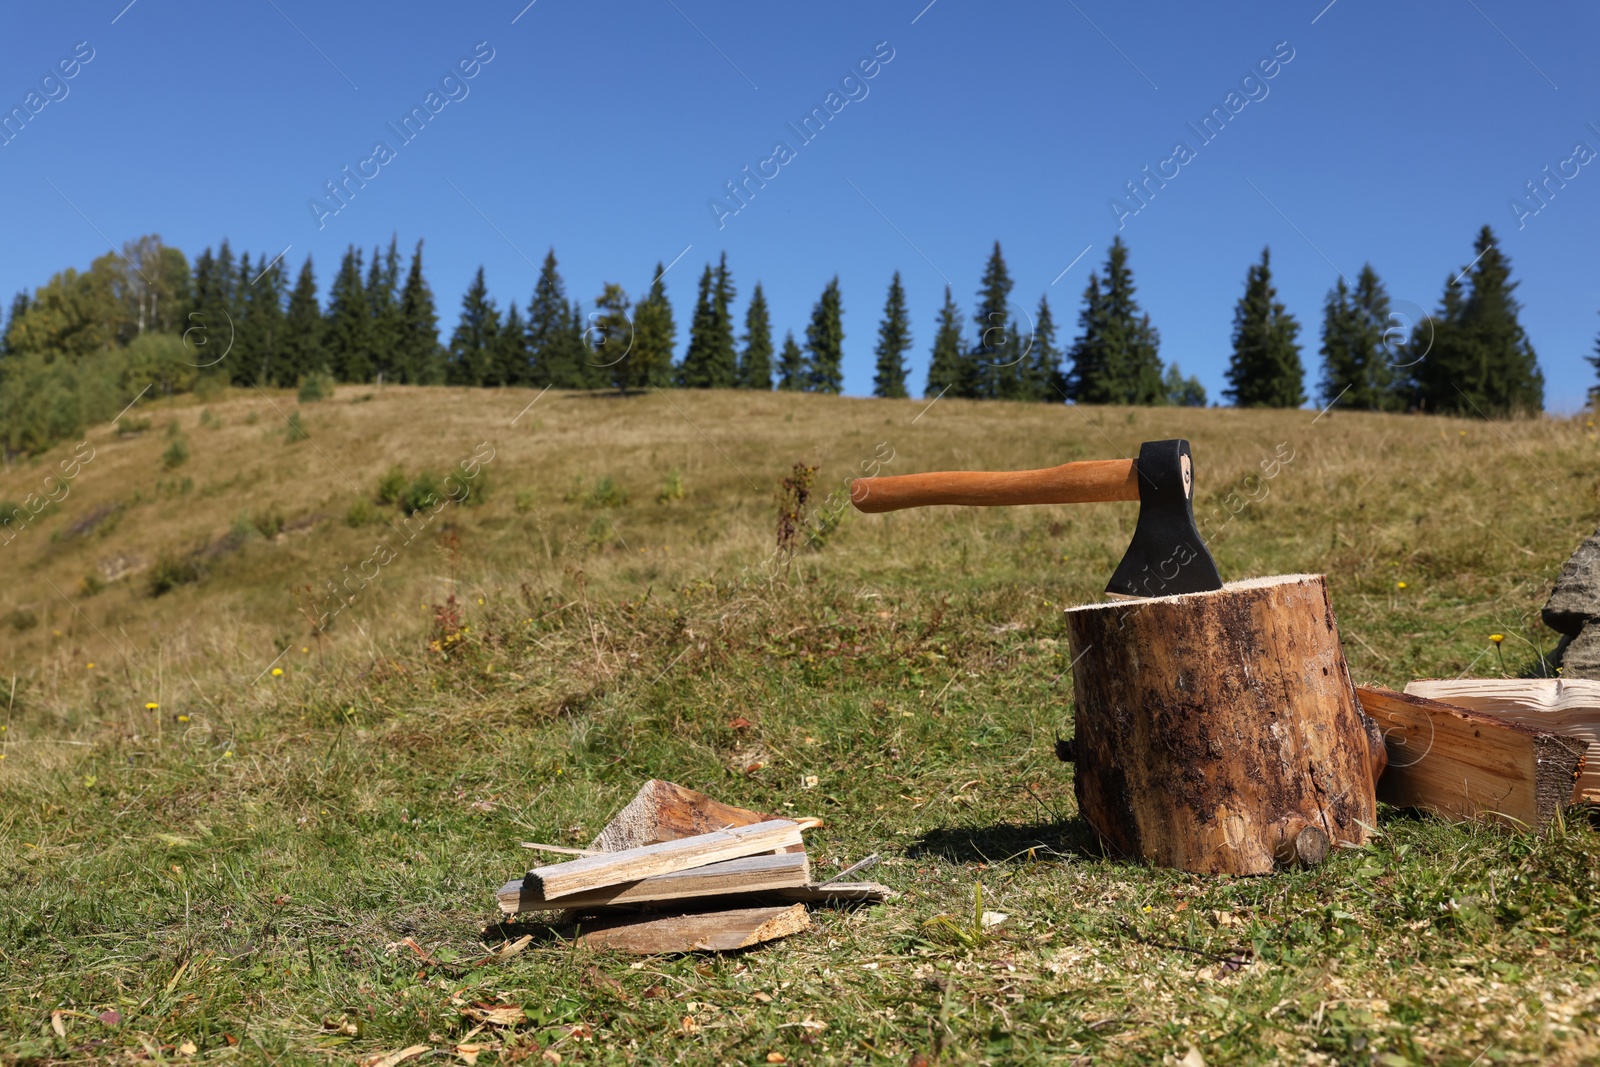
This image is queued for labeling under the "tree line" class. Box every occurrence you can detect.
[0,223,1551,456]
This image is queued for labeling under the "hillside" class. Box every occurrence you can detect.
[2,387,1598,1064]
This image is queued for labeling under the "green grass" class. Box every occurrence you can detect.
[1,387,1598,1064]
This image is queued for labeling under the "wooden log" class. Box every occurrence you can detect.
[525,819,803,901]
[1062,574,1377,875]
[1359,685,1586,829]
[591,779,805,855]
[573,904,810,954]
[1404,679,1600,802]
[497,852,811,915]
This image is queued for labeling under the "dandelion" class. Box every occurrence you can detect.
[223,750,233,758]
[1491,633,1506,675]
[177,715,190,723]
[86,663,95,670]
[145,702,159,710]
[1396,581,1407,590]
[477,598,484,605]
[271,668,284,677]
[1490,633,1504,644]
[1458,430,1467,437]
[301,646,309,653]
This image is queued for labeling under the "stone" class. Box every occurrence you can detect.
[1558,623,1600,680]
[1542,527,1600,636]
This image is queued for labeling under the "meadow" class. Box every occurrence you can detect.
[1,385,1596,1065]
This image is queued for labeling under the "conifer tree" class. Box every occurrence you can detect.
[925,285,965,398]
[528,250,584,388]
[872,272,911,399]
[2,292,31,358]
[589,283,634,393]
[738,282,773,390]
[325,246,373,382]
[1409,227,1543,415]
[776,330,805,391]
[680,256,738,388]
[1066,240,1163,404]
[1224,247,1306,408]
[494,303,531,388]
[243,254,288,386]
[1319,264,1399,411]
[282,255,324,384]
[631,264,677,389]
[395,240,441,384]
[365,238,403,384]
[1587,313,1600,406]
[966,242,1013,399]
[448,267,499,387]
[1025,294,1064,401]
[1161,362,1207,406]
[229,252,257,385]
[1065,273,1110,402]
[804,276,844,394]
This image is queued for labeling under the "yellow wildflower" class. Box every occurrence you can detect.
[145,702,159,710]
[271,667,284,677]
[1489,634,1504,644]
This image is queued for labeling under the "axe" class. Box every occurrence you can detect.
[849,438,1222,598]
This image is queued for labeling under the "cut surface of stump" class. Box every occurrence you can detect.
[1063,573,1377,875]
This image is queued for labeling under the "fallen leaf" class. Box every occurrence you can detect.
[908,1054,932,1067]
[363,1045,430,1067]
[322,1015,360,1036]
[766,1054,787,1064]
[729,716,752,729]
[51,1011,66,1038]
[981,911,1009,928]
[541,1051,562,1064]
[98,1010,122,1026]
[680,1015,699,1035]
[752,991,773,1004]
[745,762,764,773]
[178,1040,198,1055]
[223,1033,238,1046]
[496,935,533,960]
[1179,1046,1207,1067]
[798,1015,827,1032]
[457,1043,482,1065]
[463,1004,525,1026]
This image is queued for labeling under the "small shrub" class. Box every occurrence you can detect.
[244,410,260,426]
[402,472,445,515]
[78,573,105,597]
[658,469,685,505]
[199,409,218,428]
[162,437,190,469]
[147,554,202,597]
[193,373,227,401]
[165,419,182,438]
[117,416,152,436]
[253,508,285,538]
[0,501,23,530]
[297,373,332,403]
[375,466,407,506]
[285,411,308,443]
[587,514,617,548]
[226,515,257,548]
[588,475,628,509]
[449,469,490,507]
[4,607,38,631]
[514,488,537,513]
[776,462,819,562]
[346,498,379,527]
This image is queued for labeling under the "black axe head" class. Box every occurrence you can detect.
[1104,439,1223,598]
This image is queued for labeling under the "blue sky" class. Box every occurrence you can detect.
[4,0,1599,410]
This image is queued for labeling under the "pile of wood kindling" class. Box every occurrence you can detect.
[496,780,889,954]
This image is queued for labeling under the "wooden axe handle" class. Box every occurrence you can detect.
[850,459,1139,513]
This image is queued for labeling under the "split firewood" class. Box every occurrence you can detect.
[1359,685,1586,829]
[525,819,804,901]
[498,852,811,915]
[572,904,810,954]
[1404,679,1600,802]
[591,779,807,855]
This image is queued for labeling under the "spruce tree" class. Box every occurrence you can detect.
[680,257,738,388]
[1065,273,1111,402]
[528,250,583,388]
[631,264,677,389]
[964,242,1012,398]
[244,254,287,386]
[1161,363,1207,406]
[325,246,373,382]
[872,272,912,399]
[229,252,257,385]
[1410,227,1543,415]
[494,303,531,388]
[395,240,441,384]
[365,238,403,384]
[589,283,633,393]
[925,286,965,398]
[1101,238,1165,404]
[738,282,773,389]
[282,255,324,385]
[1025,295,1064,401]
[1319,264,1399,411]
[448,267,499,387]
[804,276,844,394]
[776,330,805,391]
[1224,247,1306,408]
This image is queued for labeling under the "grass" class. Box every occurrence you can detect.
[0,385,1598,1064]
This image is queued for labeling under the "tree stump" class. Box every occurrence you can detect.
[1062,573,1377,875]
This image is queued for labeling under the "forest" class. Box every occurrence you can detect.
[0,224,1551,457]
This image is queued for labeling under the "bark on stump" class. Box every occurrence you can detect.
[1062,573,1377,875]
